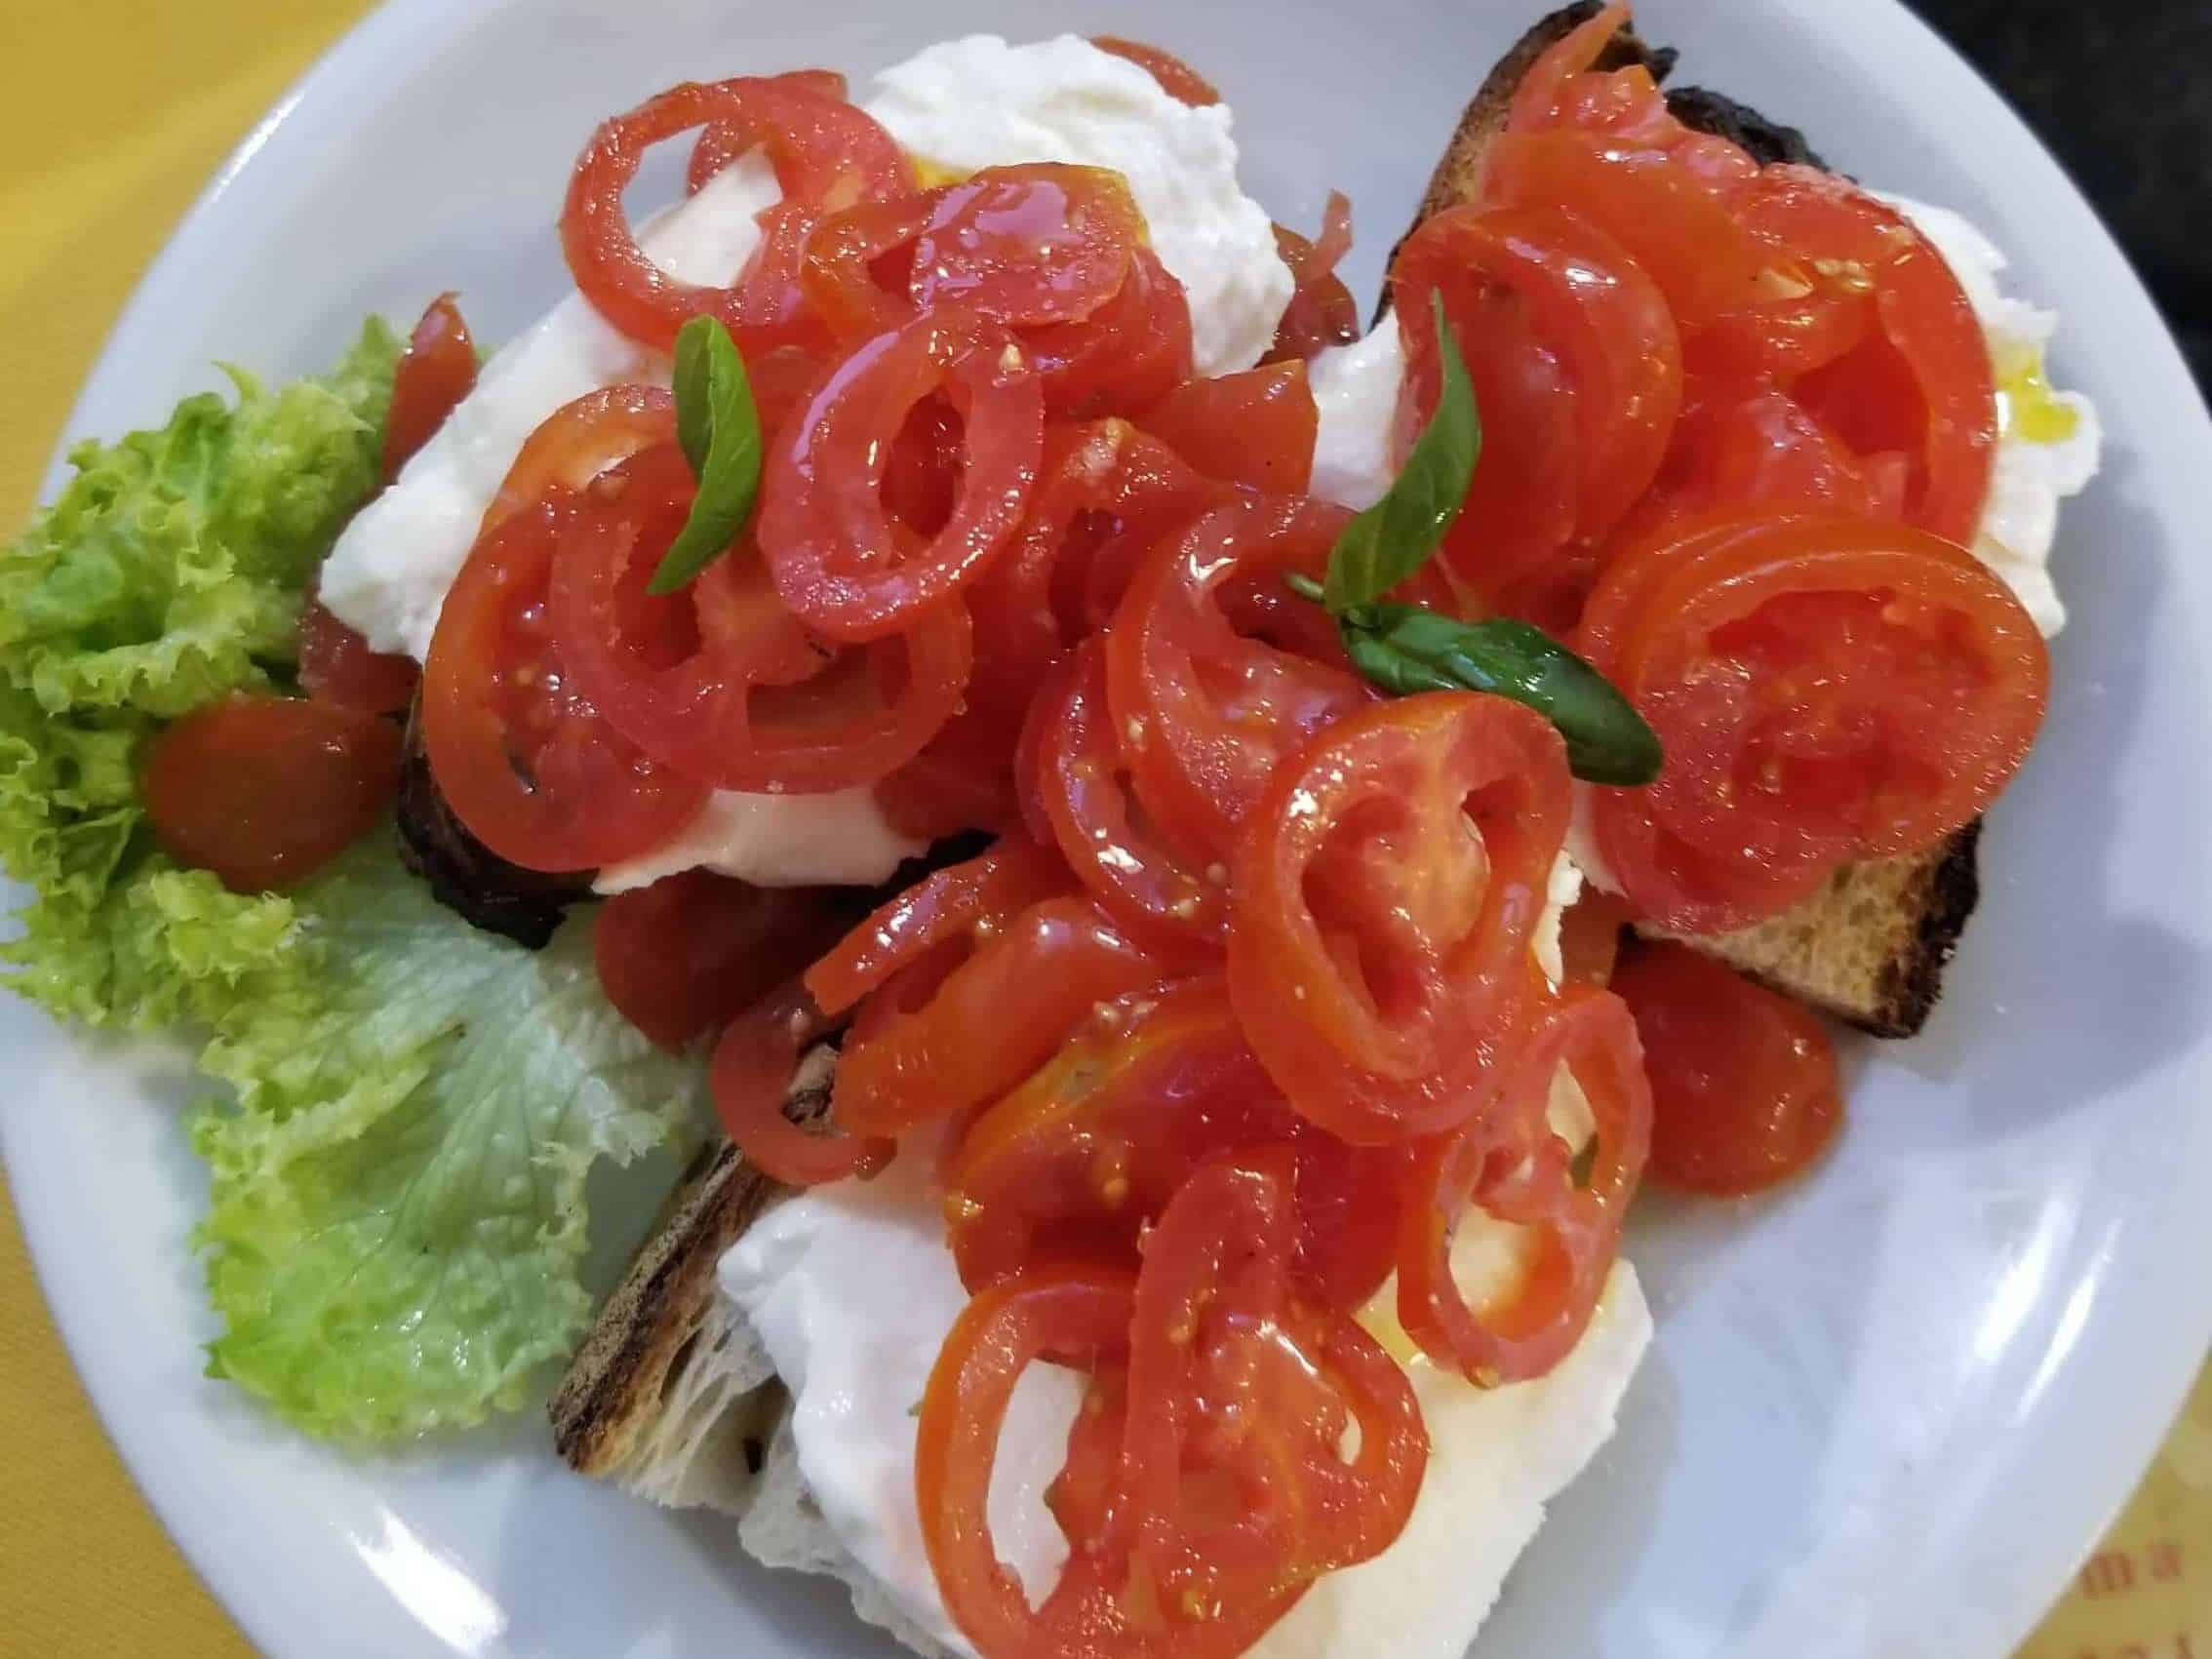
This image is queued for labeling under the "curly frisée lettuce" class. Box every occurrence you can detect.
[3,321,715,1440]
[0,320,399,1025]
[192,840,709,1439]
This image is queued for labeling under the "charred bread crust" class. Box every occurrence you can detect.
[550,1053,833,1477]
[1388,4,1984,1038]
[1661,86,1827,170]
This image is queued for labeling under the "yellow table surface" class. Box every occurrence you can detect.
[0,2,2204,1654]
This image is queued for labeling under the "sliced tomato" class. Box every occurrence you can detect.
[1138,361,1319,493]
[382,293,477,482]
[482,384,676,533]
[682,68,861,191]
[563,75,907,355]
[1731,167,1997,544]
[594,872,852,1050]
[1228,692,1573,1144]
[945,978,1405,1311]
[1397,980,1651,1384]
[1104,494,1373,870]
[805,833,1072,1016]
[1265,192,1361,365]
[1480,132,1779,327]
[1612,940,1842,1195]
[1026,643,1231,951]
[832,893,1170,1138]
[1024,246,1197,419]
[1586,512,2047,891]
[549,444,972,794]
[1118,1159,1427,1610]
[144,693,401,894]
[756,311,1044,641]
[1504,1,1633,132]
[422,495,707,872]
[711,979,889,1187]
[1089,35,1222,106]
[297,594,418,716]
[1393,202,1682,557]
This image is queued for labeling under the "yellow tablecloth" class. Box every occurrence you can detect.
[0,2,2204,1654]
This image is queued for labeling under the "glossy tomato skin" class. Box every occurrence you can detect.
[1611,940,1841,1195]
[1228,692,1573,1144]
[593,871,852,1050]
[1265,192,1360,365]
[421,494,709,873]
[1088,35,1221,105]
[1578,512,2048,930]
[296,595,419,716]
[144,693,402,893]
[382,293,477,482]
[1138,361,1318,493]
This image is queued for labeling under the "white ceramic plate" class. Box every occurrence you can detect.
[9,2,2212,1655]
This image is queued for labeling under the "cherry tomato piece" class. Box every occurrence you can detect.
[1089,36,1222,106]
[382,293,478,482]
[594,871,852,1050]
[711,979,890,1187]
[1138,361,1319,494]
[422,495,708,872]
[297,595,419,717]
[144,693,401,894]
[1611,940,1842,1195]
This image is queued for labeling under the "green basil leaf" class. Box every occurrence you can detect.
[1340,603,1664,785]
[650,315,762,596]
[1321,291,1481,613]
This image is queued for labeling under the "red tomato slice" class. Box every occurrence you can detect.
[1393,201,1682,551]
[297,594,419,717]
[1265,192,1362,365]
[1228,692,1573,1144]
[382,293,477,482]
[756,311,1044,641]
[144,693,401,894]
[1104,494,1374,869]
[1089,35,1222,106]
[805,165,1147,342]
[1397,981,1651,1384]
[550,444,973,795]
[1733,167,1997,545]
[682,68,861,192]
[483,384,676,533]
[805,833,1072,1016]
[1117,1159,1428,1608]
[943,977,1404,1312]
[1613,513,2047,868]
[1137,360,1319,493]
[1026,643,1231,952]
[1480,132,1780,327]
[832,893,1169,1137]
[562,76,907,355]
[711,978,890,1187]
[1505,1,1633,132]
[422,495,708,873]
[1023,246,1197,419]
[594,872,852,1050]
[1611,940,1842,1195]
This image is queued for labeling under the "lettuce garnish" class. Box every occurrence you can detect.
[2,324,711,1439]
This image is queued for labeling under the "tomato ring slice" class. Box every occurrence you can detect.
[549,444,973,794]
[421,495,709,873]
[1397,981,1651,1385]
[711,981,890,1188]
[1026,642,1230,953]
[562,75,907,355]
[756,312,1046,641]
[1227,691,1572,1144]
[483,384,676,534]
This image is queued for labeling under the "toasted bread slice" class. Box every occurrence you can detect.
[1396,0,1982,1038]
[550,1045,834,1496]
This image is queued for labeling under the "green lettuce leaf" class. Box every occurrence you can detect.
[192,838,709,1440]
[0,318,401,1027]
